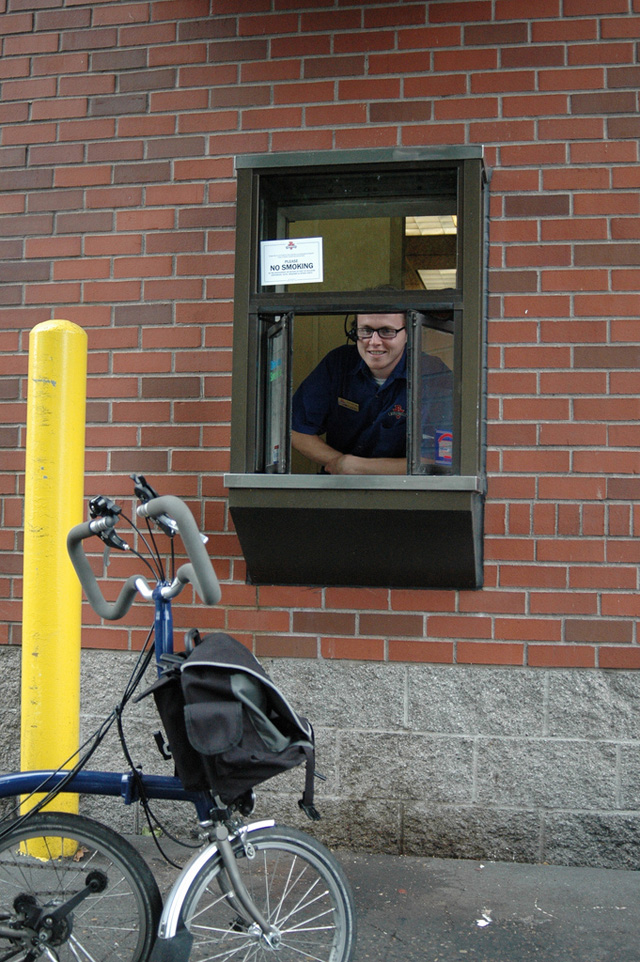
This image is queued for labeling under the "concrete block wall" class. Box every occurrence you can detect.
[74,650,640,868]
[2,1,640,866]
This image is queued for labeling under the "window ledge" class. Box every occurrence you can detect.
[224,473,485,493]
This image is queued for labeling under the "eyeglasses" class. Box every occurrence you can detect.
[355,326,406,341]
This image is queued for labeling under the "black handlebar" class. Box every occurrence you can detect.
[67,495,221,621]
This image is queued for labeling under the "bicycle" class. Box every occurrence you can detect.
[0,476,356,962]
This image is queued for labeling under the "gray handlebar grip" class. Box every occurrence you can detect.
[67,522,148,621]
[137,495,221,605]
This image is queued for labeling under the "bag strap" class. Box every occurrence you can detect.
[298,745,321,821]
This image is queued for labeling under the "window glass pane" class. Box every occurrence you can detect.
[417,315,455,475]
[404,214,457,291]
[290,310,409,475]
[259,166,459,293]
[290,313,348,474]
[262,316,289,474]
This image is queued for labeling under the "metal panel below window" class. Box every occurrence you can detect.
[227,484,483,589]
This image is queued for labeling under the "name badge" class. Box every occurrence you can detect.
[338,397,359,412]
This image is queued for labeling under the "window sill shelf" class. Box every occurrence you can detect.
[224,473,484,493]
[225,474,485,590]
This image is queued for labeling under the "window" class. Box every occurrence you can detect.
[226,148,487,588]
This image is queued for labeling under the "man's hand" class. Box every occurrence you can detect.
[292,430,406,475]
[324,454,365,474]
[325,454,407,476]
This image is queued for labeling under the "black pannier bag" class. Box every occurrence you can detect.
[147,632,319,817]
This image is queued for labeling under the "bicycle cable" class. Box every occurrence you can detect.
[0,623,157,839]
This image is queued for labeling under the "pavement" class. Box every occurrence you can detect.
[133,834,640,962]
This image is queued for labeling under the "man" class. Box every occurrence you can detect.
[291,313,410,475]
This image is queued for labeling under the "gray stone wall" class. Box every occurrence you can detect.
[2,647,640,869]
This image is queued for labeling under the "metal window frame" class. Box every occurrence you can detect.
[226,146,487,589]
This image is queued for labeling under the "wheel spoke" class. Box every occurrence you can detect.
[0,813,161,962]
[183,826,355,962]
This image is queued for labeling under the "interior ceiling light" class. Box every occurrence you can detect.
[405,215,457,236]
[417,268,457,290]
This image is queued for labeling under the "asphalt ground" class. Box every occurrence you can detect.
[133,834,640,962]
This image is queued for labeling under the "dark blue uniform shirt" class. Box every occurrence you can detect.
[291,344,453,463]
[292,344,407,459]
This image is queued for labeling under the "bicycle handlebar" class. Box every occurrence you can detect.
[67,496,221,621]
[136,495,221,606]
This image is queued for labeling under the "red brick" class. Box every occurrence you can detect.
[292,611,356,635]
[503,295,571,318]
[601,15,640,39]
[542,269,609,292]
[321,638,385,660]
[570,566,637,591]
[471,70,535,94]
[607,541,640,564]
[609,425,640,448]
[501,44,564,68]
[84,280,142,302]
[239,12,298,36]
[364,4,425,28]
[388,640,453,664]
[271,34,331,59]
[335,127,399,149]
[575,451,640,476]
[500,565,567,589]
[530,591,598,615]
[601,594,640,617]
[491,169,540,193]
[459,589,525,613]
[565,0,627,13]
[307,103,368,126]
[457,642,525,665]
[272,130,334,152]
[540,372,606,396]
[324,587,388,610]
[427,0,490,21]
[570,42,634,66]
[427,615,492,640]
[360,613,424,637]
[538,539,605,564]
[531,18,597,43]
[274,81,334,106]
[542,218,607,241]
[433,47,497,71]
[485,537,535,563]
[436,97,498,121]
[399,25,461,49]
[303,56,365,80]
[257,585,323,608]
[255,636,318,658]
[538,477,607,502]
[599,648,640,670]
[528,645,595,667]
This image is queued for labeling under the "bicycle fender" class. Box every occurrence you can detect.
[147,927,193,962]
[156,819,276,941]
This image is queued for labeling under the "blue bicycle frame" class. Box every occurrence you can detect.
[0,579,214,824]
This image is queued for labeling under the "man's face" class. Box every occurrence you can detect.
[355,313,407,381]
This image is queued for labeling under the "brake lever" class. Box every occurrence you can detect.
[130,473,178,537]
[89,496,129,551]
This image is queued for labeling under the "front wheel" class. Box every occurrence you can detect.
[0,811,162,962]
[182,825,357,962]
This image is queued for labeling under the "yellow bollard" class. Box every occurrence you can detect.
[21,319,87,821]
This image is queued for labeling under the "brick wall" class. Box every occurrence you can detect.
[2,0,640,672]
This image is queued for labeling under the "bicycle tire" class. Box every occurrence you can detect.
[182,824,357,962]
[0,811,162,962]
